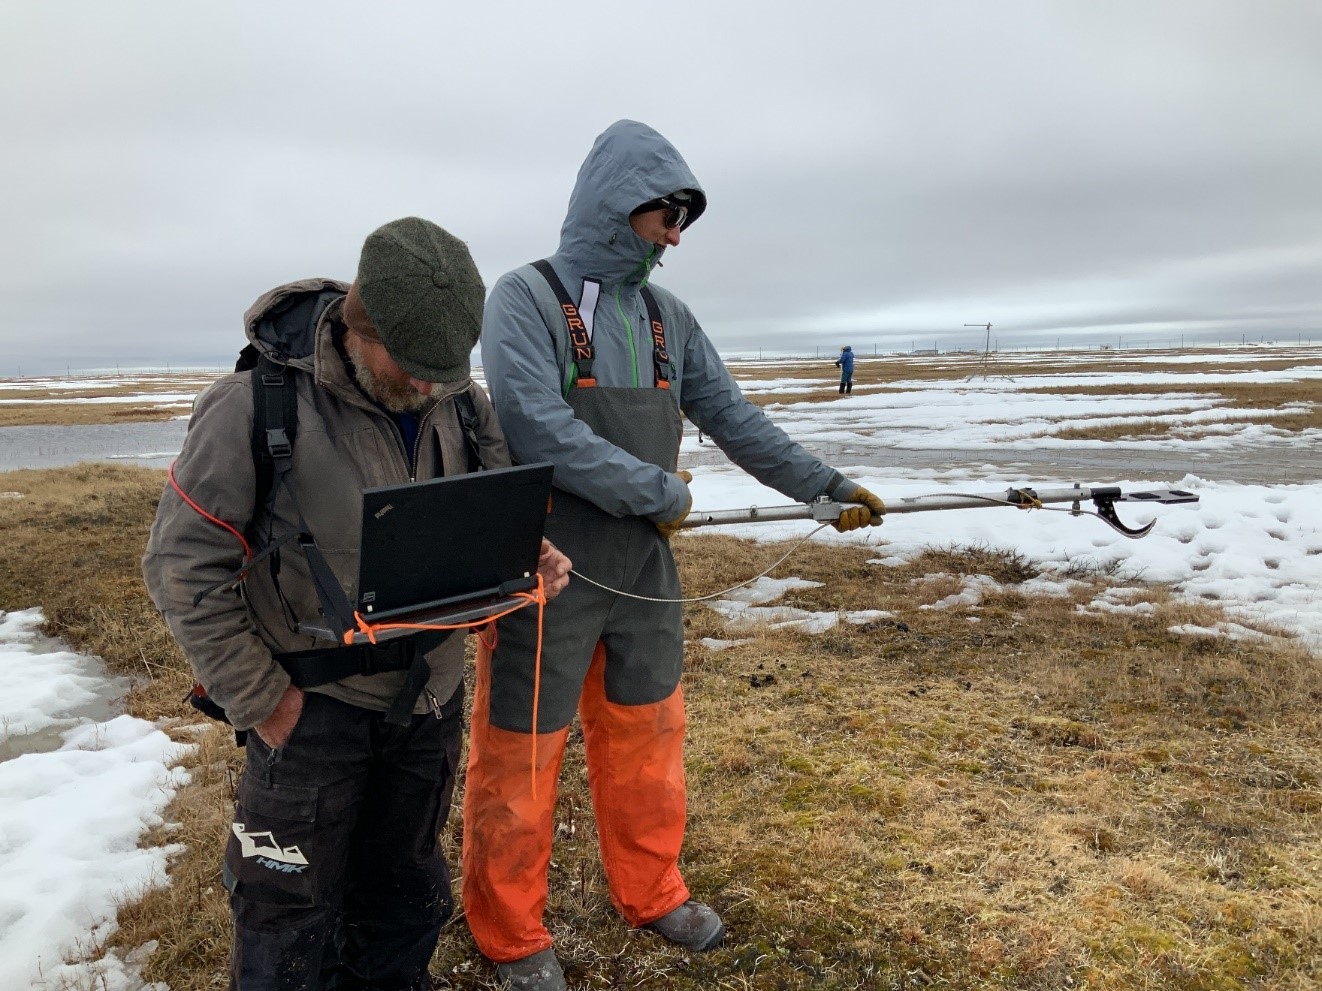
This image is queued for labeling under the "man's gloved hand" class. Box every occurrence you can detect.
[830,479,885,533]
[655,470,693,540]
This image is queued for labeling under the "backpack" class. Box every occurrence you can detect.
[186,282,484,736]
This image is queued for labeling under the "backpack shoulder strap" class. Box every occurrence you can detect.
[452,387,485,472]
[251,352,298,515]
[244,285,344,512]
[245,292,358,640]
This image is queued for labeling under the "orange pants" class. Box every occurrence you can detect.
[462,639,689,962]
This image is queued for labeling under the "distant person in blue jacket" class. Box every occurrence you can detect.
[834,344,855,393]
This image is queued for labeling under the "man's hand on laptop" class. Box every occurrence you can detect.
[538,539,572,600]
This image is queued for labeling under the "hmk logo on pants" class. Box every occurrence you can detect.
[232,822,310,870]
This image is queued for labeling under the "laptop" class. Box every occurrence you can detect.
[299,462,554,643]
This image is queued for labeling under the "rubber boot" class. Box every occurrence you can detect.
[644,900,725,951]
[494,948,566,991]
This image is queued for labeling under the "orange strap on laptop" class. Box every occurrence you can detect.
[343,581,543,644]
[347,578,550,799]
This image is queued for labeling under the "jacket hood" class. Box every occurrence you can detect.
[243,278,351,370]
[556,120,706,286]
[241,277,468,416]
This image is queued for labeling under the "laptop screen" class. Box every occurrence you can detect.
[355,462,554,622]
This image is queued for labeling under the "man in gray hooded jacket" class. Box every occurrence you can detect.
[143,217,570,991]
[465,121,884,990]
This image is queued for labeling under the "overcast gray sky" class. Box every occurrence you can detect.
[3,1,1320,374]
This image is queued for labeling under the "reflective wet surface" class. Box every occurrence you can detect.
[0,617,132,761]
[0,420,188,471]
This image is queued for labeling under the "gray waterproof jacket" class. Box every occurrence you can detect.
[480,119,843,522]
[143,279,510,731]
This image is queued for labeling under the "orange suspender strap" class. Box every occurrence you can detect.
[532,260,597,386]
[530,260,670,390]
[639,285,671,389]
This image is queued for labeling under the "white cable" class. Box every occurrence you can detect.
[570,490,1103,605]
[569,523,835,603]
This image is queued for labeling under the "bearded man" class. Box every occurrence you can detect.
[144,217,571,991]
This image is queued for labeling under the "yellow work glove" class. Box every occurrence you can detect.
[655,470,693,540]
[831,480,885,533]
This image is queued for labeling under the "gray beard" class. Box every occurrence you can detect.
[345,338,432,413]
[353,362,431,413]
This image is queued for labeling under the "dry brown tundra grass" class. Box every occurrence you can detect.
[0,404,191,427]
[0,376,218,427]
[2,465,1320,990]
[0,381,214,402]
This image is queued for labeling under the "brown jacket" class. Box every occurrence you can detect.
[143,279,510,730]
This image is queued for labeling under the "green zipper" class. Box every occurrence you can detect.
[610,247,660,389]
[565,248,659,394]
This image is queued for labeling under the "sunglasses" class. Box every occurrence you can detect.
[655,197,689,230]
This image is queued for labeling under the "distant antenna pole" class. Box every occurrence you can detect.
[964,322,996,380]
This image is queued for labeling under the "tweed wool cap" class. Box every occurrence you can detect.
[356,217,485,383]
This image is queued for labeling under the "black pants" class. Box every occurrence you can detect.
[224,689,463,990]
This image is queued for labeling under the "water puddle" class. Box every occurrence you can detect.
[0,609,132,761]
[0,420,188,471]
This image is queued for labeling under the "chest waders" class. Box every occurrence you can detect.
[461,262,695,961]
[531,259,683,475]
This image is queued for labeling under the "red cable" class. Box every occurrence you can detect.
[168,461,252,560]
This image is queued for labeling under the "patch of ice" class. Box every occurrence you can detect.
[867,555,908,567]
[919,574,1002,610]
[719,576,823,604]
[1078,587,1159,616]
[843,609,894,624]
[1018,575,1089,598]
[699,637,754,652]
[1167,621,1279,644]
